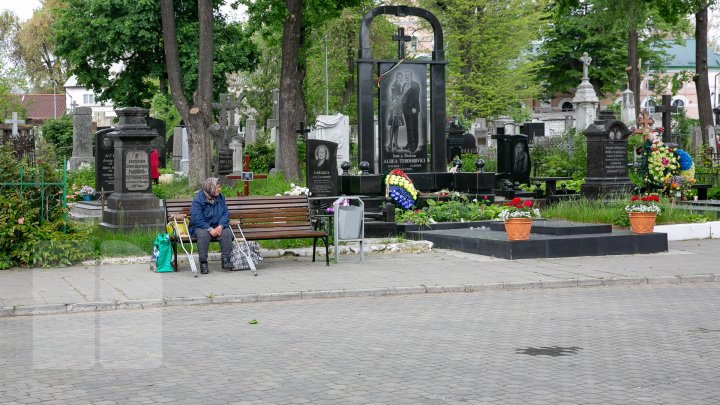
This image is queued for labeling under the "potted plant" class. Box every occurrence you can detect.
[497,197,541,240]
[625,194,661,234]
[79,185,95,201]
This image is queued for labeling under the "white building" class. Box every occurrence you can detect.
[63,76,116,127]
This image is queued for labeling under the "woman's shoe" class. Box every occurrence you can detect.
[200,262,209,274]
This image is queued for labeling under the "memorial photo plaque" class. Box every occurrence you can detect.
[307,139,339,197]
[378,63,428,173]
[124,150,150,191]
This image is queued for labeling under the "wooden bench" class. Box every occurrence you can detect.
[164,195,329,271]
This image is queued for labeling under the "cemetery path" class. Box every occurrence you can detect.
[0,239,719,318]
[1,283,719,403]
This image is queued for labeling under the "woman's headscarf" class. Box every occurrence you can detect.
[202,177,220,202]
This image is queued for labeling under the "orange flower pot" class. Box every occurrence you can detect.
[628,212,657,234]
[504,217,533,241]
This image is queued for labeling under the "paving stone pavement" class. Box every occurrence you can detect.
[1,239,720,317]
[1,283,719,404]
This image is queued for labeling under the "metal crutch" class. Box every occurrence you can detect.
[172,214,198,277]
[231,220,257,276]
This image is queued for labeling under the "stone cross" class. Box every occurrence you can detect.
[634,109,655,142]
[655,94,677,143]
[580,52,592,80]
[4,112,25,138]
[71,100,78,109]
[210,93,244,146]
[392,27,412,60]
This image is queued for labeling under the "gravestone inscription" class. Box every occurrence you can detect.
[94,128,115,193]
[306,139,339,197]
[581,110,634,198]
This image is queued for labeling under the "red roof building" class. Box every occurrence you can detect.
[12,94,67,124]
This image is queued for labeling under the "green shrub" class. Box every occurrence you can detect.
[67,165,95,190]
[40,115,74,158]
[531,129,586,179]
[244,143,275,172]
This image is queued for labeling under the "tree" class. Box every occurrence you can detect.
[54,0,257,109]
[13,0,70,93]
[420,0,548,119]
[55,0,257,187]
[656,0,718,144]
[240,0,362,180]
[160,0,215,186]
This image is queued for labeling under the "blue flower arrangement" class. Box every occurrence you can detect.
[385,168,418,210]
[675,149,693,171]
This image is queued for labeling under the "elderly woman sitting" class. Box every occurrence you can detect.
[189,177,234,274]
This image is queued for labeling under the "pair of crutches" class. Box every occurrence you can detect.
[171,214,199,278]
[230,219,258,276]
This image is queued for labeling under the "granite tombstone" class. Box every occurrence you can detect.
[306,139,339,197]
[100,107,165,232]
[581,110,634,197]
[94,127,115,194]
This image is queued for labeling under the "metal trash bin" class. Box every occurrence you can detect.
[333,197,364,262]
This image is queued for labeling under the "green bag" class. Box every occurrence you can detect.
[153,233,173,273]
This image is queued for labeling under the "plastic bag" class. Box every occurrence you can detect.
[153,233,174,273]
[230,241,262,270]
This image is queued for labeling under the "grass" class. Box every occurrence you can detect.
[152,173,299,200]
[542,197,714,227]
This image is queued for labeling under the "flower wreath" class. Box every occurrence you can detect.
[385,168,418,210]
[638,129,695,196]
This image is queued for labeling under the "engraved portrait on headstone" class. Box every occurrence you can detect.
[379,63,427,173]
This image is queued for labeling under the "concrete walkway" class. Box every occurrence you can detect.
[1,238,719,318]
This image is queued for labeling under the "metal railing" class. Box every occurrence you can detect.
[0,162,68,229]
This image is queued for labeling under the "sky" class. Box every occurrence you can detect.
[0,0,245,22]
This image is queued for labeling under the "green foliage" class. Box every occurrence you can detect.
[54,0,258,108]
[531,129,587,178]
[396,197,504,225]
[543,196,713,227]
[0,147,94,269]
[150,93,182,138]
[303,7,397,121]
[67,165,95,190]
[538,0,685,98]
[0,76,27,119]
[244,142,276,173]
[420,0,547,118]
[41,114,74,156]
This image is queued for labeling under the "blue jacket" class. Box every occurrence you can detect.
[189,190,230,236]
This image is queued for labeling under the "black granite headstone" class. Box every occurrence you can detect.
[94,127,115,194]
[492,134,531,185]
[306,139,339,197]
[100,108,165,232]
[217,149,233,175]
[378,63,428,173]
[581,110,634,197]
[145,116,167,168]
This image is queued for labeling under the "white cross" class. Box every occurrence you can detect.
[4,112,25,138]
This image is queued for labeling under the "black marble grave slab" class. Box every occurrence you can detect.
[340,175,383,195]
[454,172,495,193]
[406,221,667,259]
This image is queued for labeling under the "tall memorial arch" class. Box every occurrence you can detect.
[357,6,447,173]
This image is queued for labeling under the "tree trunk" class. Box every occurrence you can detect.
[277,0,306,180]
[627,28,641,117]
[696,7,713,145]
[159,0,214,187]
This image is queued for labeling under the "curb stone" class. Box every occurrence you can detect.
[2,275,719,319]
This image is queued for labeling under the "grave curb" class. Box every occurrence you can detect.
[2,274,718,318]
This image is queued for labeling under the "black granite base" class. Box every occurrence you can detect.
[406,219,667,259]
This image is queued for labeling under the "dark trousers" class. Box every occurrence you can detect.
[195,228,233,263]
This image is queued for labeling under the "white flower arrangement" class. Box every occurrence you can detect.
[497,208,541,221]
[625,195,661,214]
[283,183,311,196]
[79,185,95,196]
